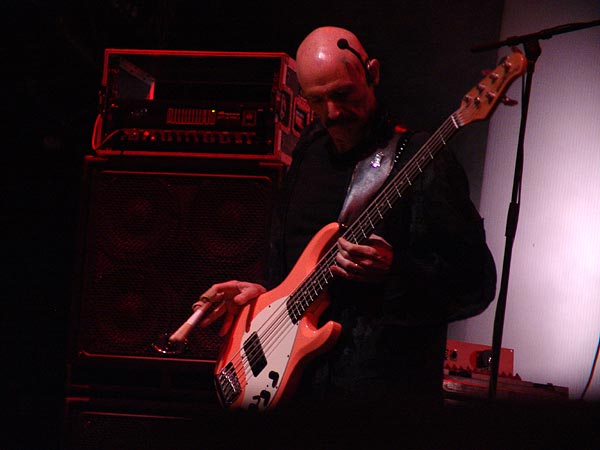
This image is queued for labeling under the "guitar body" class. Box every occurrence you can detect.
[214,222,343,412]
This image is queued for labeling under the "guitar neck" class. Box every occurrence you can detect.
[286,113,462,321]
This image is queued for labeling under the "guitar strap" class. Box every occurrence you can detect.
[337,130,413,228]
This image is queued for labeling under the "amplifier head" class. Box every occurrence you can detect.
[94,49,313,164]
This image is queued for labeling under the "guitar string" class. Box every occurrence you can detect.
[218,115,462,397]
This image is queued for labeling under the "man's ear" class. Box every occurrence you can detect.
[366,58,380,86]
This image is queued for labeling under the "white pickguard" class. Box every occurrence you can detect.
[240,295,299,411]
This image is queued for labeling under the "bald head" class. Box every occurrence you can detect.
[296,26,370,89]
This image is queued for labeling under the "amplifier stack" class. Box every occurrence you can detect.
[65,49,313,448]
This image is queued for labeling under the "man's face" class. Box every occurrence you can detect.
[299,58,377,153]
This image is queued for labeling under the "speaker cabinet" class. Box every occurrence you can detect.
[68,155,283,392]
[62,397,221,450]
[62,396,304,450]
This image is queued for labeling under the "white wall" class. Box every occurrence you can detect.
[448,0,600,401]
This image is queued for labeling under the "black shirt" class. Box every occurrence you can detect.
[282,132,355,274]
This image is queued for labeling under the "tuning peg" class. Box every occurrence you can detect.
[501,96,518,106]
[482,68,500,80]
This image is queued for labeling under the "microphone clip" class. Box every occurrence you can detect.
[337,38,373,85]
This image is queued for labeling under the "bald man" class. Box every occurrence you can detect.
[198,26,496,412]
[295,27,379,154]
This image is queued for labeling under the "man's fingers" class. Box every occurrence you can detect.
[233,284,266,305]
[196,281,266,335]
[336,235,393,270]
[199,302,227,327]
[330,264,369,282]
[219,313,235,337]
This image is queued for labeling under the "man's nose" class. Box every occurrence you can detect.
[326,100,341,121]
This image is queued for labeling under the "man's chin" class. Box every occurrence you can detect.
[328,122,367,152]
[330,132,359,154]
[329,129,357,153]
[331,140,351,153]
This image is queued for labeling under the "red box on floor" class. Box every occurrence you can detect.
[445,339,514,376]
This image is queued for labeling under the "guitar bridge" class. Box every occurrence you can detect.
[215,362,241,406]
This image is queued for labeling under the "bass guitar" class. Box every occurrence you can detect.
[213,49,527,412]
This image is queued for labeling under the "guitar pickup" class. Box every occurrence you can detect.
[243,332,267,377]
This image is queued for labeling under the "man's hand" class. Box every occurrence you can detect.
[196,280,266,336]
[331,233,393,282]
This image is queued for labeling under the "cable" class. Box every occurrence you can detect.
[580,333,600,400]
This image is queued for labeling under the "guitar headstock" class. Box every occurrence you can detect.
[457,48,527,125]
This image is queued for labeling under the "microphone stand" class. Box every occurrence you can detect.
[471,18,600,400]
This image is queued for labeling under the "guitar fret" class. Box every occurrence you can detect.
[293,302,302,318]
[303,294,311,309]
[450,114,460,129]
[310,282,319,298]
[315,277,323,290]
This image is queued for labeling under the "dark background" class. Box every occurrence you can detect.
[5,0,511,448]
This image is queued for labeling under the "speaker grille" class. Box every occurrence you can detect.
[75,164,276,361]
